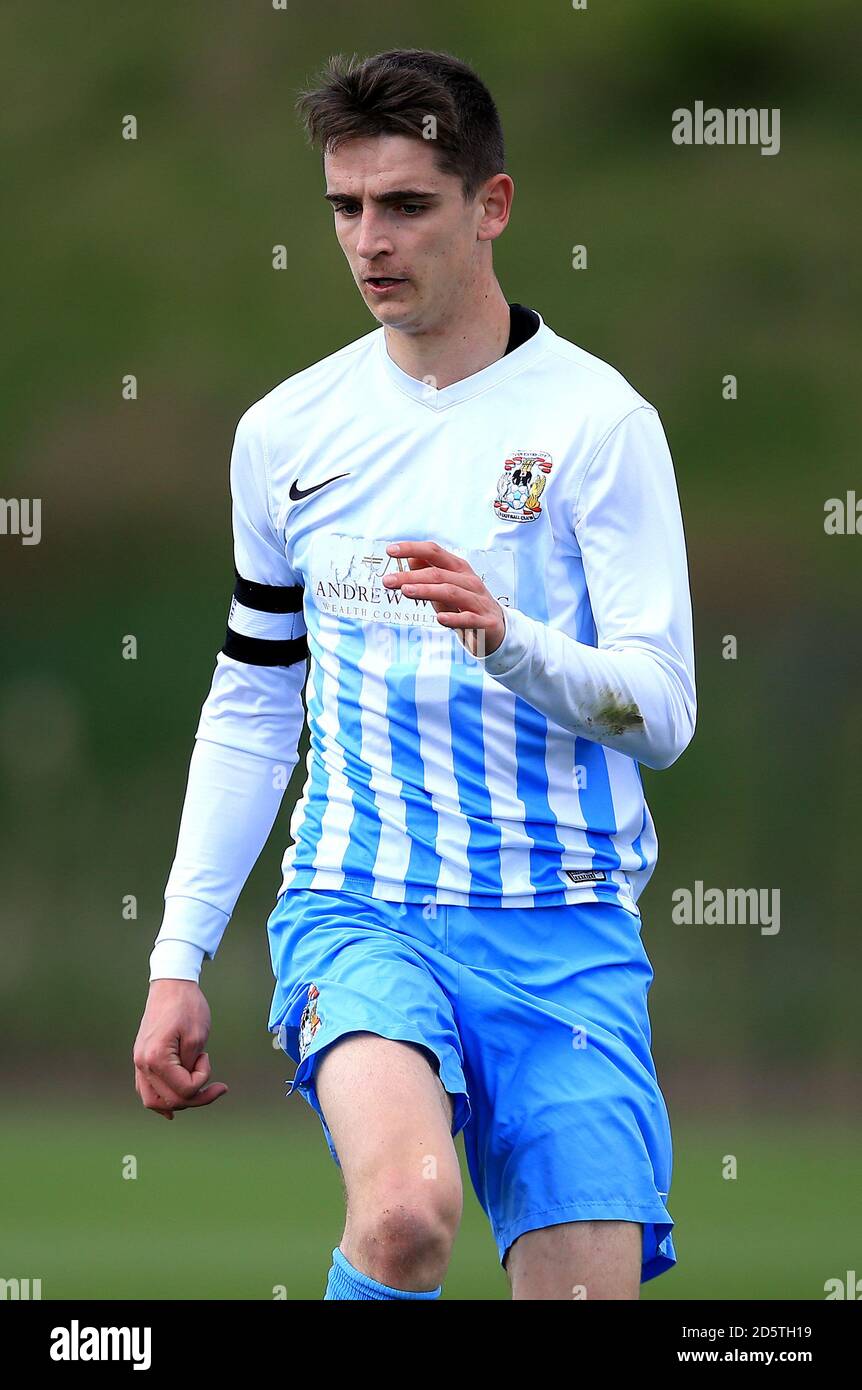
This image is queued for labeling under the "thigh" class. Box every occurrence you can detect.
[506,1219,643,1300]
[315,1032,459,1193]
[268,887,472,1165]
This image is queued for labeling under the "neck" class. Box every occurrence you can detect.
[382,279,511,391]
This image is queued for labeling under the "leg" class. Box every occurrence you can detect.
[505,1220,643,1300]
[315,1032,463,1292]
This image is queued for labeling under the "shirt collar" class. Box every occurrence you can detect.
[376,305,551,413]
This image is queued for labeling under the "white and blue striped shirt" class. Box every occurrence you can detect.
[150,308,696,979]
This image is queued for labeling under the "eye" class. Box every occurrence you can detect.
[334,202,360,217]
[399,204,425,216]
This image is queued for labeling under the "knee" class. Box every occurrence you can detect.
[348,1173,462,1286]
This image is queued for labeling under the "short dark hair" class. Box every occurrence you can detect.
[295,48,505,202]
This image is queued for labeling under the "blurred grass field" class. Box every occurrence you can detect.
[1,0,860,1305]
[2,1098,855,1300]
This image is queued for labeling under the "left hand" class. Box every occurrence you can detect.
[383,541,506,658]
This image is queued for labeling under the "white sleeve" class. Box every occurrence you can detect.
[473,405,696,771]
[149,405,308,982]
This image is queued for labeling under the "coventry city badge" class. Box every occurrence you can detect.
[493,450,553,523]
[298,983,323,1060]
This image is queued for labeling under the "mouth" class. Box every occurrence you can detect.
[364,276,408,295]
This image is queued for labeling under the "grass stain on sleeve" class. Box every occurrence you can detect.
[589,693,645,737]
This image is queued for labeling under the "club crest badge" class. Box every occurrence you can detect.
[493,450,553,523]
[298,983,322,1059]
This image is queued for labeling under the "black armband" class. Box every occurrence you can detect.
[222,567,308,666]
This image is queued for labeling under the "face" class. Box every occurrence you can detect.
[323,133,509,334]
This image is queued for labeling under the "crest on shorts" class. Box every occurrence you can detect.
[493,450,553,523]
[298,983,323,1059]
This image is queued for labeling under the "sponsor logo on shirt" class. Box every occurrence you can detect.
[494,450,553,523]
[562,869,608,884]
[309,534,515,629]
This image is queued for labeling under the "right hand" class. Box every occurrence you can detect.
[132,979,229,1120]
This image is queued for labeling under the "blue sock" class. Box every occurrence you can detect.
[323,1245,442,1300]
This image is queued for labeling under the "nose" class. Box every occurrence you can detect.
[354,208,394,264]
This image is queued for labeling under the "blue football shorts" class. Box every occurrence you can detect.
[267,886,676,1282]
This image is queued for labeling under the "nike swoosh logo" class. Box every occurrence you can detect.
[289,472,350,501]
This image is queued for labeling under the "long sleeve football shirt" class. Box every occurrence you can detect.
[150,305,696,981]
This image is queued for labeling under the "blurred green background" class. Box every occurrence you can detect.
[1,0,859,1299]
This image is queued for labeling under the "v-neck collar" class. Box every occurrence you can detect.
[376,304,551,413]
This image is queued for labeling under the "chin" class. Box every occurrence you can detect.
[369,300,420,330]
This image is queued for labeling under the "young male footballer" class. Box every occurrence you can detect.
[134,48,696,1300]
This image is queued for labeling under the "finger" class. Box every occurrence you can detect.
[387,542,465,572]
[400,581,486,607]
[187,1050,211,1085]
[141,1061,194,1110]
[389,565,483,591]
[405,553,470,576]
[175,1082,229,1108]
[136,1074,176,1119]
[172,1052,229,1108]
[185,1051,224,1095]
[136,1068,173,1108]
[179,1040,211,1077]
[138,1069,226,1114]
[143,1053,228,1111]
[435,610,488,628]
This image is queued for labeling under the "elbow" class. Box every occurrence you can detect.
[638,699,697,771]
[593,646,696,772]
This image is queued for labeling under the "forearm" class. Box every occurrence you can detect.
[149,737,294,981]
[477,605,695,770]
[150,652,307,981]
